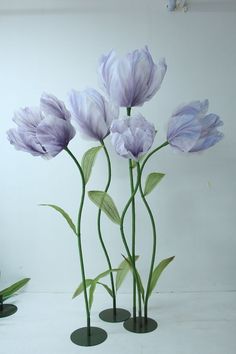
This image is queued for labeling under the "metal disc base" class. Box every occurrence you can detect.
[99,308,131,323]
[0,304,18,318]
[70,326,107,346]
[123,316,158,333]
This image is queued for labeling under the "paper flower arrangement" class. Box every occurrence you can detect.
[7,46,223,346]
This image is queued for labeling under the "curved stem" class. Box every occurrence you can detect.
[127,106,141,318]
[65,148,91,335]
[139,179,157,319]
[97,140,117,314]
[129,159,137,318]
[120,162,142,314]
[139,140,169,320]
[141,141,169,172]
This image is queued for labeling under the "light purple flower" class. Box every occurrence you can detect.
[110,113,156,161]
[98,46,167,107]
[40,92,71,121]
[69,88,119,141]
[167,99,224,152]
[7,94,76,158]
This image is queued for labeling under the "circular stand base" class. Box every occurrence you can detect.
[0,304,18,318]
[99,308,131,323]
[70,326,107,346]
[123,316,158,333]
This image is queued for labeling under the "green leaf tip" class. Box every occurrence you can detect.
[88,190,121,224]
[39,204,77,235]
[82,146,102,184]
[0,277,30,299]
[148,256,175,299]
[144,172,165,196]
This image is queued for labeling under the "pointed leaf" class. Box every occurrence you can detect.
[144,173,165,196]
[94,268,120,282]
[0,278,30,299]
[39,204,77,235]
[148,256,175,298]
[97,282,113,298]
[72,279,93,299]
[82,146,102,184]
[88,191,121,224]
[116,256,139,291]
[89,281,97,310]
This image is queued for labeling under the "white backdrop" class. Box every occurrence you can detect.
[0,0,235,295]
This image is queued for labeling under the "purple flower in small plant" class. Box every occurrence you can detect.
[98,46,167,108]
[110,113,156,161]
[167,99,224,152]
[69,88,119,141]
[7,94,76,158]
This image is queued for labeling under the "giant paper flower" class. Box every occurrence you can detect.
[69,88,119,141]
[98,46,167,107]
[110,113,156,161]
[7,93,76,158]
[167,99,224,152]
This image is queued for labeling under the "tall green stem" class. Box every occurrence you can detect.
[139,180,156,319]
[127,106,139,318]
[97,140,117,314]
[129,160,138,318]
[65,148,91,335]
[140,141,169,319]
[120,162,142,314]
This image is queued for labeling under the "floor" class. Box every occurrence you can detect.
[0,292,235,354]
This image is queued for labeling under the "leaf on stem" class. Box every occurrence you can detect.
[39,204,77,235]
[81,146,102,184]
[148,256,175,299]
[0,278,30,299]
[122,256,145,302]
[94,269,120,282]
[72,279,93,299]
[144,173,165,196]
[115,256,139,291]
[88,191,121,224]
[97,282,113,298]
[89,281,97,310]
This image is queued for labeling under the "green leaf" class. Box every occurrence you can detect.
[39,204,77,235]
[89,281,97,310]
[82,146,102,184]
[148,256,175,298]
[88,191,121,225]
[72,279,93,299]
[116,256,139,291]
[94,269,120,282]
[0,278,30,299]
[122,256,145,302]
[144,172,165,196]
[97,282,113,298]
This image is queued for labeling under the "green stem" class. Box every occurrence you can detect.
[120,162,142,315]
[127,106,139,318]
[140,141,169,319]
[141,141,169,172]
[129,159,137,319]
[97,140,117,315]
[139,179,156,319]
[65,148,91,336]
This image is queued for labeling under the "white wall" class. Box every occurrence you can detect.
[0,0,235,295]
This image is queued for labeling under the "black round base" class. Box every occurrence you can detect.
[99,308,131,323]
[70,326,107,346]
[123,316,158,333]
[0,304,18,318]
